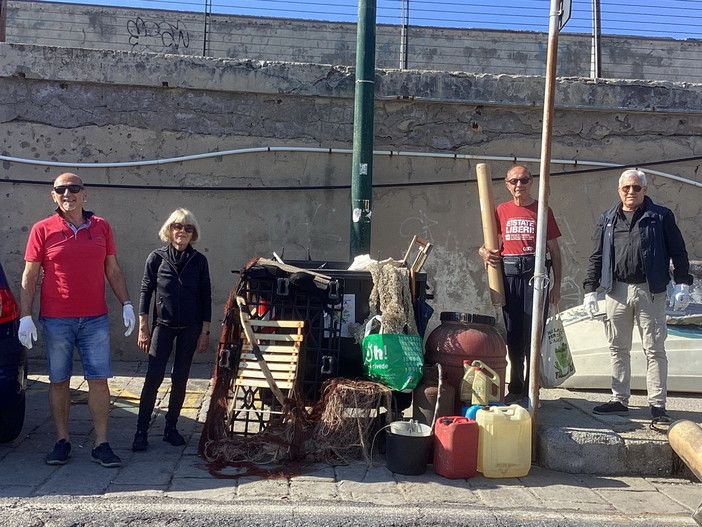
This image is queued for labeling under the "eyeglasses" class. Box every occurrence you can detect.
[171,223,195,233]
[507,177,531,186]
[621,185,643,193]
[53,185,84,194]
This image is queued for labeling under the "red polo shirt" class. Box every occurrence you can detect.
[25,212,117,318]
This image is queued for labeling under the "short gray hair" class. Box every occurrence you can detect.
[619,169,647,187]
[158,208,201,243]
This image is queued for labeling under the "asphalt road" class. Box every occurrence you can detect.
[0,498,696,527]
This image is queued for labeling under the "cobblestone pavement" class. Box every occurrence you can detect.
[0,360,700,526]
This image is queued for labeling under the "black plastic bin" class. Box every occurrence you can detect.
[285,261,430,383]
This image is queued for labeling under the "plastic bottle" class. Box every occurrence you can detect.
[459,360,477,404]
[472,361,501,405]
[472,364,488,405]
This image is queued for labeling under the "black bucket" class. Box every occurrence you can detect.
[385,421,433,475]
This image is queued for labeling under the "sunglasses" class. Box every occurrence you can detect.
[621,185,643,193]
[171,223,195,233]
[53,185,84,194]
[507,177,531,186]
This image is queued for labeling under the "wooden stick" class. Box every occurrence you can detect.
[236,296,287,406]
[476,163,506,306]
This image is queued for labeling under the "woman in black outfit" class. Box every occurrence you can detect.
[132,208,211,452]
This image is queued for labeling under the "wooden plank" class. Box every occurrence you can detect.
[235,378,294,390]
[238,372,296,383]
[240,348,300,360]
[246,334,304,343]
[249,320,305,329]
[238,360,297,372]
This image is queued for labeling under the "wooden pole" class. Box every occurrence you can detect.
[668,420,702,483]
[528,0,562,459]
[476,163,505,306]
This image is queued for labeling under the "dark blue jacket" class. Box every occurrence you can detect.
[139,245,212,328]
[583,196,692,295]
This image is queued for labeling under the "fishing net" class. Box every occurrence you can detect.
[200,378,392,471]
[198,258,400,476]
[311,378,392,465]
[348,261,418,341]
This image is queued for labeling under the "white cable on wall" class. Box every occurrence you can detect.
[1,147,700,188]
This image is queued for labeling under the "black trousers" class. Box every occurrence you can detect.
[136,324,200,431]
[502,273,549,396]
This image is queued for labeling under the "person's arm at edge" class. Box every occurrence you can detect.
[196,256,212,354]
[583,214,606,293]
[104,254,131,305]
[20,261,41,318]
[547,238,562,305]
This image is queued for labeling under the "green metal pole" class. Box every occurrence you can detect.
[350,0,377,259]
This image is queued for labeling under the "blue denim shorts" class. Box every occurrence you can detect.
[39,315,112,383]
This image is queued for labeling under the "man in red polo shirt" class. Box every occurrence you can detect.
[18,172,135,467]
[479,165,563,404]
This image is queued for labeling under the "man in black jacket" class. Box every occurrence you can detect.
[582,169,692,422]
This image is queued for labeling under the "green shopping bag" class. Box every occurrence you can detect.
[361,316,424,391]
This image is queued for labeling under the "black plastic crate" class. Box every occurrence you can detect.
[237,267,343,402]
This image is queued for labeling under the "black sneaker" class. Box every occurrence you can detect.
[504,393,524,405]
[593,401,629,416]
[132,430,149,452]
[163,427,186,446]
[91,442,121,467]
[46,439,71,465]
[651,406,671,422]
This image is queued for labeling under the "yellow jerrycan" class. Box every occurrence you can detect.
[470,360,501,406]
[476,404,531,478]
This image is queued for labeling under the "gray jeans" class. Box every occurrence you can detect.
[604,281,668,407]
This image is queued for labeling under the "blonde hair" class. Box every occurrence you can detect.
[158,208,201,243]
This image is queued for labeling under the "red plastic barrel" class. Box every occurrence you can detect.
[424,312,507,414]
[433,416,478,479]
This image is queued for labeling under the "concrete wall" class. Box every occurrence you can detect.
[5,1,702,83]
[1,43,701,362]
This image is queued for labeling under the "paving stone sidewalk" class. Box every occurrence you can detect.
[0,360,699,526]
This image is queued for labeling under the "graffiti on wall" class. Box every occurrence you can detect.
[127,17,190,53]
[400,209,438,244]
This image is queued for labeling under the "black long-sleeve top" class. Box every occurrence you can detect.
[139,244,212,328]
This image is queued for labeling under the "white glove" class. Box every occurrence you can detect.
[672,284,692,312]
[583,292,599,317]
[18,316,38,349]
[123,304,136,337]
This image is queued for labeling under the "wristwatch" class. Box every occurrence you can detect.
[202,330,210,336]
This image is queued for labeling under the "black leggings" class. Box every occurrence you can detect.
[136,324,200,431]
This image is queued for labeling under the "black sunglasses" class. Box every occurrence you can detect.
[621,185,643,193]
[53,185,84,194]
[507,177,531,186]
[171,223,195,233]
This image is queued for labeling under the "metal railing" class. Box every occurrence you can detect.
[4,0,702,83]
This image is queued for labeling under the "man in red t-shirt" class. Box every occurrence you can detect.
[479,166,563,404]
[18,173,136,468]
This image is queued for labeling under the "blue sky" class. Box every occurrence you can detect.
[41,0,702,39]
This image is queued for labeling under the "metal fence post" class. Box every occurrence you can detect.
[203,0,212,57]
[591,0,601,79]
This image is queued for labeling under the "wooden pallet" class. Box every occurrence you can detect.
[227,299,305,435]
[235,319,304,393]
